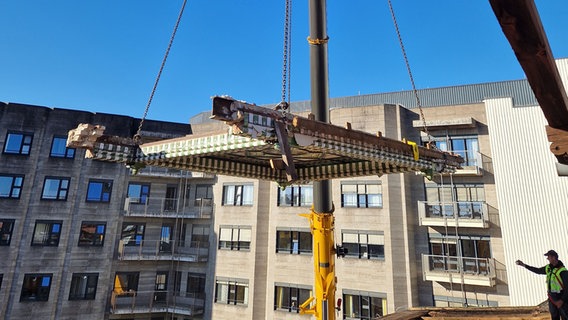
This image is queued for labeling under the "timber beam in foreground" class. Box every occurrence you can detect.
[68,96,463,185]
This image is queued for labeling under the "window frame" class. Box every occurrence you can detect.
[276,229,312,254]
[78,221,106,247]
[69,273,98,300]
[0,219,15,246]
[342,230,385,260]
[41,176,70,201]
[3,131,33,155]
[113,272,140,293]
[31,220,63,246]
[0,174,24,199]
[343,291,386,320]
[20,273,53,302]
[218,226,251,251]
[277,185,313,207]
[86,179,113,203]
[120,223,145,246]
[50,135,75,159]
[274,283,312,313]
[222,184,254,206]
[214,278,249,305]
[186,273,206,298]
[341,182,383,208]
[127,183,150,204]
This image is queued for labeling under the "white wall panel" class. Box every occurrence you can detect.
[485,78,568,305]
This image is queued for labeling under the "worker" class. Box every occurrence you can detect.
[516,250,568,320]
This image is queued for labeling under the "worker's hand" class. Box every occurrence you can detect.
[516,260,525,267]
[555,300,564,308]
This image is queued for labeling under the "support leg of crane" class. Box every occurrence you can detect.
[299,208,337,320]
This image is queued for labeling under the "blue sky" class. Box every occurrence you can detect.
[1,1,567,123]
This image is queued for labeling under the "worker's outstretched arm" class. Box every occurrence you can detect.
[516,260,546,274]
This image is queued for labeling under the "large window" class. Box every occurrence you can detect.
[127,183,150,204]
[41,177,70,200]
[215,279,249,305]
[274,284,311,313]
[20,274,52,302]
[50,136,75,158]
[222,184,253,206]
[4,131,33,155]
[113,272,139,293]
[69,273,98,300]
[431,135,479,166]
[31,220,62,246]
[86,180,112,202]
[341,182,382,208]
[187,273,206,298]
[0,174,24,199]
[276,229,312,254]
[195,184,213,203]
[0,219,15,245]
[342,231,384,260]
[277,185,313,207]
[120,223,145,246]
[191,225,210,245]
[425,183,485,218]
[78,221,106,246]
[343,291,386,319]
[429,235,492,274]
[219,226,251,251]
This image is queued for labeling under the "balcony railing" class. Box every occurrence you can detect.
[118,240,209,262]
[417,201,489,228]
[438,150,483,176]
[422,254,496,287]
[110,290,205,316]
[124,197,213,219]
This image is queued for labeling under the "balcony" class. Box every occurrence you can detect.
[124,197,213,219]
[422,254,496,287]
[118,240,209,262]
[417,201,489,228]
[110,290,204,316]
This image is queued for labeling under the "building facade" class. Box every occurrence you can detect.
[1,57,567,320]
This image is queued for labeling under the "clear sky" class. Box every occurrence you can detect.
[1,1,567,123]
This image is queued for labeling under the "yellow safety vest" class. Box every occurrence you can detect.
[546,265,567,293]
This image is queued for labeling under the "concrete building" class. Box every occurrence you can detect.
[1,57,567,320]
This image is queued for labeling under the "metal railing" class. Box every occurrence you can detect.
[417,201,489,228]
[422,254,496,278]
[110,290,205,316]
[118,240,209,262]
[124,197,213,219]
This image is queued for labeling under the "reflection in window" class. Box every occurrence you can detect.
[50,136,75,158]
[277,185,313,207]
[222,184,253,206]
[0,174,24,199]
[127,183,150,204]
[78,222,106,246]
[219,226,251,251]
[4,132,33,155]
[343,292,386,319]
[120,223,145,246]
[274,284,311,313]
[342,231,385,260]
[41,177,70,200]
[86,180,112,202]
[341,183,382,208]
[276,230,312,254]
[31,221,62,246]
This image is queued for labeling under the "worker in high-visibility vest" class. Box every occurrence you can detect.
[517,250,568,320]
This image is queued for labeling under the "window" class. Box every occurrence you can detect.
[219,226,251,251]
[50,136,75,158]
[86,180,112,202]
[343,291,386,319]
[342,231,384,260]
[222,184,253,206]
[276,229,312,254]
[425,183,485,218]
[113,272,139,293]
[0,174,24,199]
[277,185,313,207]
[195,184,213,201]
[69,273,98,300]
[20,274,52,302]
[0,219,15,245]
[187,273,206,298]
[434,295,498,307]
[4,131,33,155]
[430,135,479,166]
[341,182,382,208]
[274,284,311,313]
[31,220,62,246]
[78,221,106,246]
[120,223,145,246]
[429,235,492,274]
[127,183,150,204]
[41,177,70,200]
[215,279,248,305]
[191,225,210,246]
